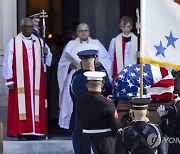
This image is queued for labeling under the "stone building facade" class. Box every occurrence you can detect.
[0,0,121,139]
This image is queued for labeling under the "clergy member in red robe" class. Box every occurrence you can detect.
[108,16,138,80]
[2,18,52,139]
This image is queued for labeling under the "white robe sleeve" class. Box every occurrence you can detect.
[40,39,52,66]
[108,38,115,78]
[57,41,75,129]
[93,39,112,80]
[2,38,14,81]
[57,41,74,95]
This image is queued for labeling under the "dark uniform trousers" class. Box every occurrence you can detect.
[81,131,116,154]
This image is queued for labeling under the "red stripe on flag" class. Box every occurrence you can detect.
[151,93,174,101]
[160,67,168,78]
[151,79,174,88]
[150,67,174,100]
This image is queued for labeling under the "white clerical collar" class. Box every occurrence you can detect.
[22,34,32,40]
[122,33,132,38]
[80,40,89,44]
[133,120,145,122]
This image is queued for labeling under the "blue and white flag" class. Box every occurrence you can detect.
[140,0,180,70]
[112,64,174,100]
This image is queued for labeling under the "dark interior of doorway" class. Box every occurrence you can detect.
[26,0,140,136]
[120,0,140,35]
[27,0,79,136]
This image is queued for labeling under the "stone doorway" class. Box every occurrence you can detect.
[27,0,79,136]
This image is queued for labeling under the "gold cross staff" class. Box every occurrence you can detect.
[40,10,48,38]
[40,10,48,72]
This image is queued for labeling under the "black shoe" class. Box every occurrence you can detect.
[27,135,44,140]
[18,135,44,141]
[17,135,28,141]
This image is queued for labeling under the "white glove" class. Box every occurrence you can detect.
[157,105,167,117]
[107,95,114,101]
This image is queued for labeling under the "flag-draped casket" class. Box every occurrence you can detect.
[112,64,174,101]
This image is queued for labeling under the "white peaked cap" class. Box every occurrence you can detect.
[84,71,106,81]
[77,43,99,52]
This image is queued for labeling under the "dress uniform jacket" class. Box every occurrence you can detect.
[160,100,180,154]
[69,54,112,153]
[69,65,112,130]
[115,121,162,154]
[76,91,120,154]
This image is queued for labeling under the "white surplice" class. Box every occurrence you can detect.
[57,37,111,129]
[108,33,138,76]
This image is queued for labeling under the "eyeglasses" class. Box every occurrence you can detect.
[23,25,33,29]
[78,29,89,33]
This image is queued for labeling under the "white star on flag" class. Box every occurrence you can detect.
[143,72,148,77]
[135,67,140,72]
[128,82,134,88]
[119,74,124,79]
[130,73,136,77]
[123,68,128,73]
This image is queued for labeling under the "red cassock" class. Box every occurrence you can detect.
[7,38,46,136]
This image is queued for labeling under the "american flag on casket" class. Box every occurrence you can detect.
[112,64,174,101]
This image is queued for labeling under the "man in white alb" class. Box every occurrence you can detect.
[57,23,111,129]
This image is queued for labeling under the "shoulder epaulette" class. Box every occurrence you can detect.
[124,125,132,130]
[117,128,123,132]
[100,95,110,102]
[147,122,158,127]
[118,126,131,133]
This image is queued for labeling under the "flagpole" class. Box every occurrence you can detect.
[136,7,143,98]
[136,8,140,64]
[39,10,49,139]
[140,63,143,98]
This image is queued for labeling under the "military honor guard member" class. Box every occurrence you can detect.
[69,44,112,154]
[157,71,180,154]
[76,71,120,154]
[115,98,162,154]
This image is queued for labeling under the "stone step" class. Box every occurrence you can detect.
[3,137,74,154]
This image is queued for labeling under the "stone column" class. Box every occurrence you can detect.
[0,0,17,139]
